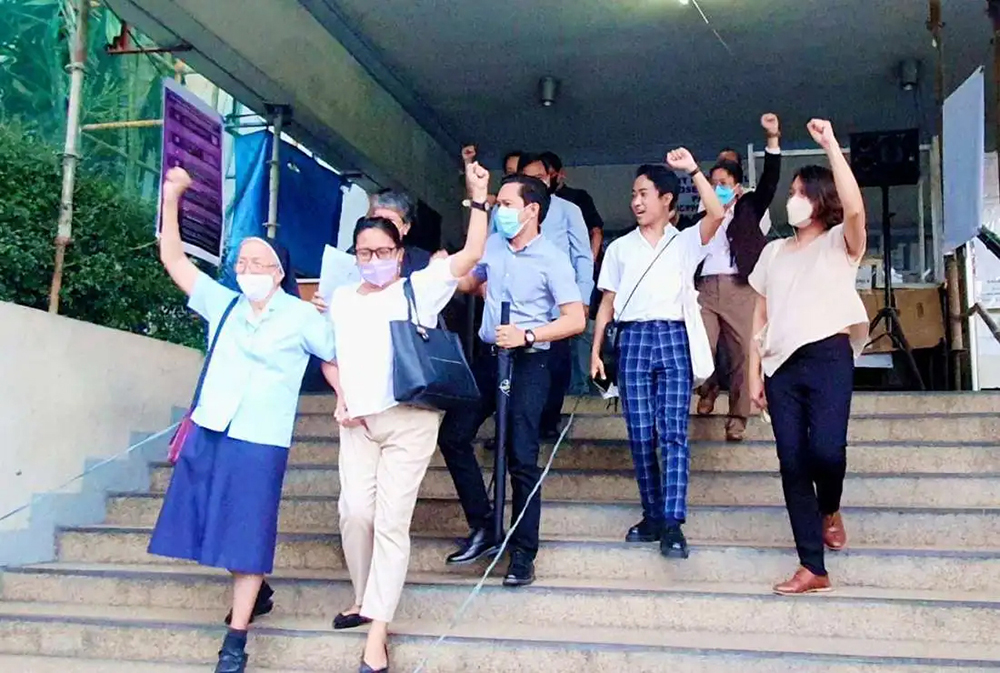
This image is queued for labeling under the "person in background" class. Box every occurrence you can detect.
[519,153,594,438]
[695,113,782,442]
[323,162,491,673]
[438,174,586,586]
[504,149,523,177]
[718,146,773,236]
[591,150,725,559]
[541,150,605,395]
[747,119,868,596]
[148,168,336,673]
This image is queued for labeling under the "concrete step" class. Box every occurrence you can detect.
[0,654,304,672]
[94,489,1000,549]
[2,602,997,672]
[298,391,1000,417]
[286,439,1000,474]
[2,568,1000,645]
[44,529,1000,592]
[295,412,1000,443]
[148,463,1000,508]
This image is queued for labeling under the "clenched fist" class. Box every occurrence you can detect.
[465,161,490,202]
[665,148,698,175]
[163,167,192,201]
[807,119,837,150]
[761,113,780,137]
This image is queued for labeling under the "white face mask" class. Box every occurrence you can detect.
[786,195,814,228]
[237,273,276,302]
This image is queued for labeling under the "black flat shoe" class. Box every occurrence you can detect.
[215,643,248,673]
[660,524,689,559]
[334,612,373,630]
[502,549,535,587]
[446,527,501,565]
[625,517,662,543]
[225,580,274,625]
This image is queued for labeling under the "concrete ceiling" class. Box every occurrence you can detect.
[323,0,994,165]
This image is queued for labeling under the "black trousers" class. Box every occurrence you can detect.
[764,334,853,576]
[438,349,551,558]
[540,338,572,433]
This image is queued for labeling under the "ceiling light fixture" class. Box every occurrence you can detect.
[538,76,559,107]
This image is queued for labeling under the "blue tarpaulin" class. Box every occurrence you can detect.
[223,131,344,287]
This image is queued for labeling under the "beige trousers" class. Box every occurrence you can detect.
[697,275,757,420]
[338,404,442,623]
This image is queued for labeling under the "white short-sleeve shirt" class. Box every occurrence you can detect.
[598,225,707,322]
[329,258,459,418]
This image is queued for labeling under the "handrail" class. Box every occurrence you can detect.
[969,302,1000,347]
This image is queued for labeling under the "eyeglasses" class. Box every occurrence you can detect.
[355,246,398,262]
[235,259,278,274]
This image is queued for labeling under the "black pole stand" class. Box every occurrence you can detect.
[493,302,513,545]
[868,184,926,390]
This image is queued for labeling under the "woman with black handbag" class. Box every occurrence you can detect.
[321,162,491,673]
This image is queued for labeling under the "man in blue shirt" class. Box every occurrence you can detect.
[440,174,586,587]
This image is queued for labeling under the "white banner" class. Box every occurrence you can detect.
[942,67,985,252]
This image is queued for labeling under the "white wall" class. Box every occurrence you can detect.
[0,303,202,530]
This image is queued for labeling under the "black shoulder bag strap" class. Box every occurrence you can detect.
[606,229,682,350]
[191,296,239,409]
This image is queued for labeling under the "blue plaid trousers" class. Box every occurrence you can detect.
[618,320,693,525]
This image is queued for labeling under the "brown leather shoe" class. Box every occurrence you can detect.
[725,418,746,442]
[823,512,847,551]
[773,567,832,596]
[696,387,718,416]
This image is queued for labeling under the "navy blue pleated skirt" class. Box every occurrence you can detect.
[148,424,288,574]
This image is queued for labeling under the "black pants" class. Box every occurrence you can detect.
[764,334,853,576]
[540,338,571,433]
[438,349,551,558]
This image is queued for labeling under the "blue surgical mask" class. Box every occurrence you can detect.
[715,184,736,205]
[493,206,526,239]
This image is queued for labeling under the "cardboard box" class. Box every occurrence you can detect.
[860,288,945,353]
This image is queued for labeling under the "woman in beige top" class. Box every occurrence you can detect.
[747,119,869,596]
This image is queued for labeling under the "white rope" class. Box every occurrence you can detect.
[410,402,580,673]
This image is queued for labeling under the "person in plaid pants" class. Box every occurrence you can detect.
[591,150,725,558]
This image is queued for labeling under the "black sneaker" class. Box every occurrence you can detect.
[502,549,536,587]
[215,638,248,673]
[660,524,689,559]
[625,517,662,543]
[224,580,274,625]
[446,527,500,565]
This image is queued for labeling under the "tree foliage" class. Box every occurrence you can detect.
[0,123,203,349]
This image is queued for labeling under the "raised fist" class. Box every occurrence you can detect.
[807,119,837,150]
[761,113,780,137]
[163,167,192,201]
[465,161,490,201]
[461,145,477,165]
[665,148,698,175]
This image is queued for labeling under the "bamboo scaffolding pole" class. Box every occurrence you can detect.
[48,0,89,314]
[81,119,163,131]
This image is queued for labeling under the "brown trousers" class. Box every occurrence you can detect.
[696,275,756,420]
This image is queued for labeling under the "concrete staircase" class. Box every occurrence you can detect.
[2,393,1000,671]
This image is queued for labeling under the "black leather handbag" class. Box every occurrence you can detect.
[390,278,480,411]
[600,231,680,385]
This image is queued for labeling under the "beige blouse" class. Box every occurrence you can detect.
[748,224,869,377]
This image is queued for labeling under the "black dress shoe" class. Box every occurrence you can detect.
[224,580,274,625]
[625,517,662,543]
[446,528,500,565]
[502,549,535,587]
[359,645,389,673]
[215,643,248,673]
[660,524,690,559]
[333,612,373,630]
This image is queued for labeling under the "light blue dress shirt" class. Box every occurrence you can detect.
[473,233,581,350]
[490,195,594,304]
[188,272,336,448]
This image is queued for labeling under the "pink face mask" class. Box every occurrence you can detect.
[359,258,399,287]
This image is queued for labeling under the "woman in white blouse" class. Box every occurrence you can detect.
[321,162,490,673]
[747,119,869,596]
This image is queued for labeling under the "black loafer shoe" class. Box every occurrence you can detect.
[446,527,500,565]
[359,645,389,673]
[334,612,373,630]
[503,549,536,587]
[225,580,274,625]
[660,524,690,559]
[215,645,248,673]
[625,517,662,543]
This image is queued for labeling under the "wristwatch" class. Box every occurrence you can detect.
[524,329,536,348]
[462,198,490,212]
